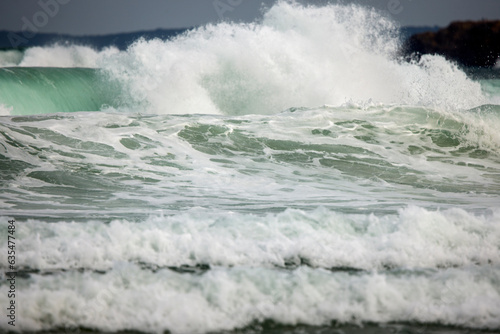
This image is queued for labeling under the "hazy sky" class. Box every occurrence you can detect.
[1,0,499,35]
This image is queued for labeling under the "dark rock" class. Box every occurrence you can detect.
[404,20,500,67]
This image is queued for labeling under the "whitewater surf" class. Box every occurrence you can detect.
[0,2,499,334]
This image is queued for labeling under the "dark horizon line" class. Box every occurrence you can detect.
[0,25,442,51]
[0,23,451,38]
[0,27,192,38]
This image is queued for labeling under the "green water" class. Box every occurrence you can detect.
[0,67,119,115]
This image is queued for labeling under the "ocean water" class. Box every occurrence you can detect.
[1,2,500,334]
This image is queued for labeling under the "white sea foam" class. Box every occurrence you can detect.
[1,206,500,333]
[0,107,498,222]
[0,103,13,115]
[1,260,499,333]
[0,50,23,67]
[98,1,486,115]
[2,206,499,272]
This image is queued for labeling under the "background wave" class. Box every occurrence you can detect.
[0,67,120,115]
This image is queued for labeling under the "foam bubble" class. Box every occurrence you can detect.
[494,58,500,70]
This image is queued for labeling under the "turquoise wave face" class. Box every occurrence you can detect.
[0,67,120,115]
[0,65,496,117]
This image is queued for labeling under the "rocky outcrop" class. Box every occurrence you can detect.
[405,20,500,67]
